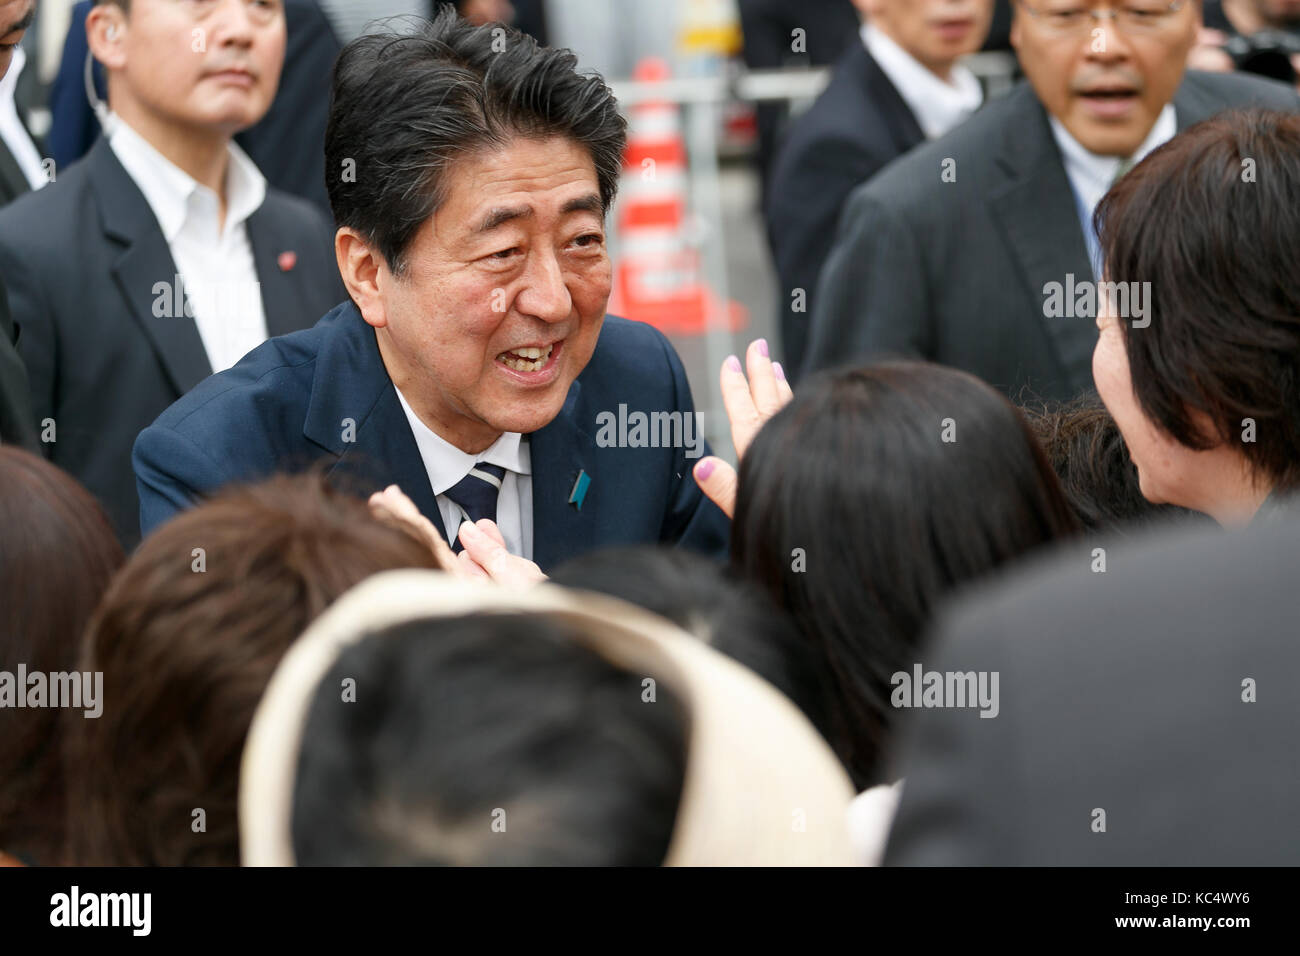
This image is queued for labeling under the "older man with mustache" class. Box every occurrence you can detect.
[802,0,1300,402]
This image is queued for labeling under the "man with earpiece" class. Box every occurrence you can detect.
[0,0,345,547]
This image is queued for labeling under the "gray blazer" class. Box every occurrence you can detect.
[802,71,1300,401]
[884,510,1300,865]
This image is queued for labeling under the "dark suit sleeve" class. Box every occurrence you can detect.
[0,278,38,450]
[651,330,730,560]
[768,136,886,375]
[133,421,232,538]
[882,607,1020,866]
[0,241,53,454]
[802,186,933,379]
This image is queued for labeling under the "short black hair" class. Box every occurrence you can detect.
[325,9,626,275]
[731,362,1079,789]
[1023,395,1210,533]
[549,546,835,745]
[290,613,687,865]
[1096,107,1300,492]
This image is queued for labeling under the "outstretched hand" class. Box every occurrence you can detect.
[692,339,793,518]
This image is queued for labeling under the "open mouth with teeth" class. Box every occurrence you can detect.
[496,343,556,373]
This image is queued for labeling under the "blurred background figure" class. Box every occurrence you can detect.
[1192,0,1300,86]
[0,448,123,867]
[801,0,1300,401]
[737,0,860,204]
[47,0,341,214]
[65,474,438,866]
[766,0,995,378]
[0,0,344,547]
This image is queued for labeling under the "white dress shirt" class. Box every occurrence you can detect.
[861,23,983,141]
[394,386,534,560]
[0,47,47,191]
[108,115,270,373]
[1049,103,1177,230]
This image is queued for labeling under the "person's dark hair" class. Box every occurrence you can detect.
[66,473,438,866]
[731,361,1080,789]
[291,613,688,865]
[0,449,124,865]
[1023,395,1209,533]
[1095,107,1300,493]
[325,8,627,276]
[549,546,834,744]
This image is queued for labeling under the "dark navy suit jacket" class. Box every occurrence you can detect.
[133,303,730,570]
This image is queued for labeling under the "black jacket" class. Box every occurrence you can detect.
[0,138,345,545]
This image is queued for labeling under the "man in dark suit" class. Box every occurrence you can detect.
[0,0,343,545]
[134,12,728,568]
[767,0,994,377]
[47,0,341,216]
[0,0,36,450]
[884,511,1300,865]
[804,1,1300,401]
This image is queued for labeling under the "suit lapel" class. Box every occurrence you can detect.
[91,139,213,396]
[987,87,1096,395]
[301,305,445,539]
[0,138,30,206]
[247,203,309,339]
[529,379,596,571]
[858,47,926,155]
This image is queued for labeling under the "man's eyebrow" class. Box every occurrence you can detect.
[473,194,605,234]
[562,194,605,218]
[2,4,36,39]
[475,206,533,234]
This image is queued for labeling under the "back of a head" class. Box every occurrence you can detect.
[0,448,123,865]
[291,613,688,866]
[548,546,835,746]
[1023,395,1208,533]
[732,362,1079,787]
[67,473,438,866]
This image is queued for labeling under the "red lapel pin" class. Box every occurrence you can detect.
[278,251,297,272]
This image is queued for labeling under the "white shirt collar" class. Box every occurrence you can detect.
[107,114,267,243]
[1049,103,1177,216]
[394,386,531,496]
[861,22,983,140]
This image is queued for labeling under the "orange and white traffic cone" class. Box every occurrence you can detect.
[608,58,746,336]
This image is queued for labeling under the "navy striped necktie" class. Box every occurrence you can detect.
[444,463,507,552]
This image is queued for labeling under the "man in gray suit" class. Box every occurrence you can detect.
[802,0,1300,401]
[884,511,1300,865]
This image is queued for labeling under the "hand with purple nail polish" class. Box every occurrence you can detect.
[693,338,795,519]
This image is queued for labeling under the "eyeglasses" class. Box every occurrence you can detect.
[1018,1,1189,36]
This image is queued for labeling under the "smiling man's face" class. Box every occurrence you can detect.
[0,0,35,81]
[1012,1,1200,157]
[364,134,612,453]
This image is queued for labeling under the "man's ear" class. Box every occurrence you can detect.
[86,4,128,71]
[335,228,391,329]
